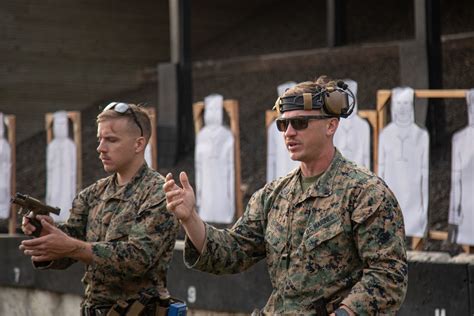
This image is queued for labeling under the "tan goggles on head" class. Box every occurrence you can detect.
[275,115,334,132]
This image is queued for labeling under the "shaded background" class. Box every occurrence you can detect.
[1,0,474,253]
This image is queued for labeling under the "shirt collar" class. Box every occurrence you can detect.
[102,163,149,201]
[281,149,344,203]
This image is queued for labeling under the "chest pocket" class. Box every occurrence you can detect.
[303,213,344,252]
[104,208,136,241]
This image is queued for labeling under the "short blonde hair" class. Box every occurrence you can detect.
[97,103,151,141]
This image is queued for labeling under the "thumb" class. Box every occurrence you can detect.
[40,219,57,233]
[179,171,192,190]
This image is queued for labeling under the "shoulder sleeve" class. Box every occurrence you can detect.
[343,180,408,314]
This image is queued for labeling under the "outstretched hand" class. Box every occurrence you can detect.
[164,171,206,253]
[164,172,197,223]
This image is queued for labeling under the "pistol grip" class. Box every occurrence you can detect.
[29,217,43,238]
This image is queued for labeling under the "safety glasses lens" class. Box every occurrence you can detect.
[113,103,129,113]
[276,119,288,132]
[103,102,129,113]
[103,102,117,112]
[276,118,308,131]
[290,118,308,130]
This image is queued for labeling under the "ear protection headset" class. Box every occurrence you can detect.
[273,80,355,118]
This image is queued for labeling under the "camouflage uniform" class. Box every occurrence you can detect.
[184,150,407,315]
[41,164,179,307]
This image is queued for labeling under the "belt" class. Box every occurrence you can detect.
[313,294,345,316]
[81,302,160,316]
[81,305,112,316]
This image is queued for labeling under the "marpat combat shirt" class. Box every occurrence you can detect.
[184,150,408,315]
[46,164,179,306]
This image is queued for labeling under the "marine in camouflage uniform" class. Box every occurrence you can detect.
[165,77,408,315]
[49,164,178,306]
[20,103,179,313]
[184,150,407,315]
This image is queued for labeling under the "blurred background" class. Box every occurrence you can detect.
[0,0,473,315]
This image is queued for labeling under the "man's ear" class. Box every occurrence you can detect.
[326,118,339,136]
[135,137,147,153]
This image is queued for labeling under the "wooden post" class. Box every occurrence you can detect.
[265,110,278,128]
[193,100,244,220]
[6,115,16,235]
[145,107,158,170]
[358,110,378,173]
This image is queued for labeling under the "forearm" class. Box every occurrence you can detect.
[181,209,206,253]
[67,238,93,264]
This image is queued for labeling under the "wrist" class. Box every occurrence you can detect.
[180,207,200,226]
[68,239,92,263]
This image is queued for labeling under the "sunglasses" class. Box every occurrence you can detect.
[103,102,143,136]
[275,115,334,132]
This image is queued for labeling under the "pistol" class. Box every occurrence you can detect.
[11,192,61,237]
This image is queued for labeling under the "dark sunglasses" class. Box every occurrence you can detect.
[275,115,334,132]
[103,102,143,136]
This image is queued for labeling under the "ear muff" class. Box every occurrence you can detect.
[322,81,352,118]
[323,89,350,116]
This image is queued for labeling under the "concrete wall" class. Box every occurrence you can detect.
[0,0,170,142]
[0,0,278,143]
[1,236,473,315]
[0,287,82,316]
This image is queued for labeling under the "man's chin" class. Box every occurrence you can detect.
[289,152,300,161]
[102,164,116,173]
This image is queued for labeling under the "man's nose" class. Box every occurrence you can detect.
[97,141,106,153]
[284,122,297,137]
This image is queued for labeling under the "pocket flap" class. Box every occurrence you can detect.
[304,214,343,251]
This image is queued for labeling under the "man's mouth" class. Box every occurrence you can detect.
[286,141,300,151]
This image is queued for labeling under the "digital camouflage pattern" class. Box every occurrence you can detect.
[45,164,179,306]
[185,150,407,315]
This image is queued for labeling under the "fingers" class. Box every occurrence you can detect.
[38,218,56,233]
[21,235,47,247]
[21,217,35,235]
[166,187,183,200]
[163,178,176,192]
[22,248,46,257]
[179,171,191,190]
[22,216,30,226]
[19,238,46,255]
[166,198,184,211]
[36,215,54,225]
[31,255,52,262]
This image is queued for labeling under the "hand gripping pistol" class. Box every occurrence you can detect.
[11,193,61,237]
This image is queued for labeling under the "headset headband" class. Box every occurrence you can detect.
[275,92,325,113]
